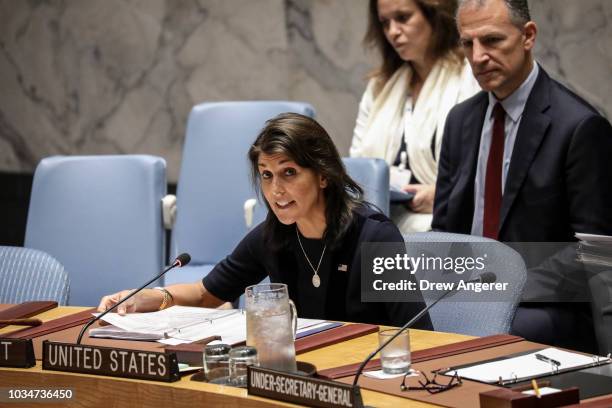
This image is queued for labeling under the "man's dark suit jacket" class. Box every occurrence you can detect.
[433,67,612,241]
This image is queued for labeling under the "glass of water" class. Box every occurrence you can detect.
[229,346,259,388]
[378,328,411,374]
[203,343,231,382]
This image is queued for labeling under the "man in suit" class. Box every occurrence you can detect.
[433,0,612,351]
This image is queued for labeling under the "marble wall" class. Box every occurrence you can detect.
[532,0,612,117]
[0,0,610,182]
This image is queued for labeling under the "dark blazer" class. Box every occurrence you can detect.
[433,67,612,242]
[203,206,433,329]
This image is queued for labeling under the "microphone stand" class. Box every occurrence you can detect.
[76,258,186,344]
[352,272,495,386]
[352,286,454,386]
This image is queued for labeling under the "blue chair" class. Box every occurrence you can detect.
[166,101,315,287]
[342,157,390,216]
[25,155,167,306]
[0,246,70,305]
[403,232,527,336]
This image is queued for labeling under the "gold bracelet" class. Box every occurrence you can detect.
[154,287,174,311]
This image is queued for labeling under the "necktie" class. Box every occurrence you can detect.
[483,103,505,239]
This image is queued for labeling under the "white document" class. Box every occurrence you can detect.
[576,233,612,243]
[364,369,418,380]
[296,321,336,335]
[88,325,164,341]
[92,306,327,345]
[523,387,561,396]
[94,306,245,345]
[451,348,610,384]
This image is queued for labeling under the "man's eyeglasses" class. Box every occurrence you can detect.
[400,370,462,394]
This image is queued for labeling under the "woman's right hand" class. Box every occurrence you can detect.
[97,289,161,315]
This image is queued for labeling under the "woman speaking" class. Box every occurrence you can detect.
[98,113,431,328]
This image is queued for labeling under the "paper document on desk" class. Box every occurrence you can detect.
[88,325,164,341]
[91,306,329,345]
[576,232,612,267]
[450,348,610,384]
[576,233,612,243]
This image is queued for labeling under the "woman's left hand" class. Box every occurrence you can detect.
[403,184,435,213]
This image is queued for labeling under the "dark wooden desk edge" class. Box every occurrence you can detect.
[0,366,296,408]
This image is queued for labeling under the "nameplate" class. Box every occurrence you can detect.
[247,366,363,408]
[0,338,35,368]
[42,341,180,382]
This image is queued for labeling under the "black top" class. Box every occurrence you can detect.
[203,205,432,328]
[294,231,348,321]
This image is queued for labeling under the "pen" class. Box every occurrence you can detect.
[535,353,561,367]
[531,379,541,398]
[513,380,551,392]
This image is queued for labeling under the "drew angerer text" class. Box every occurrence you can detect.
[372,279,508,293]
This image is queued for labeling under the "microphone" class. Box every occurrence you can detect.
[76,253,191,344]
[173,253,191,268]
[352,272,497,386]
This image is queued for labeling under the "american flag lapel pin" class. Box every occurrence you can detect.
[338,264,348,272]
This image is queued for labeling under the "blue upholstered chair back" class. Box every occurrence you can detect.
[167,101,315,286]
[342,157,390,216]
[403,232,527,336]
[25,155,167,306]
[0,246,70,305]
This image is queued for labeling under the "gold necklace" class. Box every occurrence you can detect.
[295,226,326,288]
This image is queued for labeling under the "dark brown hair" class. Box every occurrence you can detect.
[365,0,462,94]
[248,113,363,249]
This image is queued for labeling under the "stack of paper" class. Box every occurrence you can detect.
[89,326,163,341]
[89,306,335,345]
[576,233,612,267]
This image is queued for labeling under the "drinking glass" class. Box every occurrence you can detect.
[229,346,259,387]
[203,343,231,382]
[378,328,411,374]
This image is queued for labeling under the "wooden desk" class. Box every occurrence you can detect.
[0,307,473,408]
